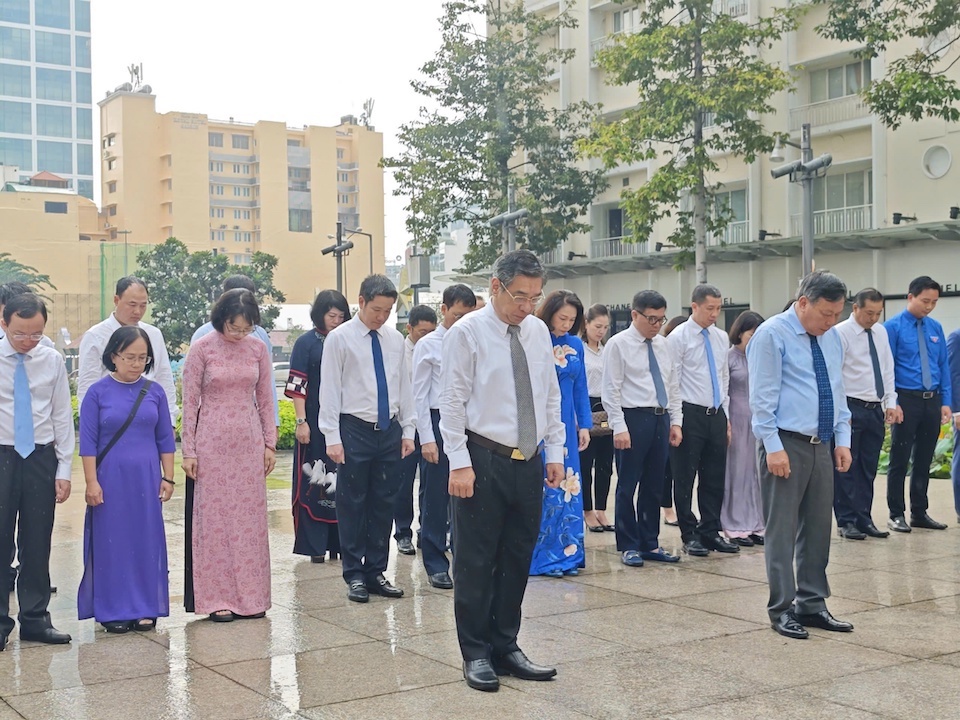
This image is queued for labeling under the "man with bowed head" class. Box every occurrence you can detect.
[440,250,565,692]
[747,271,854,640]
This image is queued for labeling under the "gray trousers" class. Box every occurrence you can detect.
[759,434,834,621]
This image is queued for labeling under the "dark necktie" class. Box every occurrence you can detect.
[507,325,538,459]
[645,339,668,408]
[866,328,884,401]
[14,353,35,458]
[701,327,721,408]
[809,335,833,442]
[370,330,390,428]
[916,319,932,390]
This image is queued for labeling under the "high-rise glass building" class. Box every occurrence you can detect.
[0,0,93,199]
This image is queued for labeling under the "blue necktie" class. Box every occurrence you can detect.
[14,353,35,458]
[809,335,834,442]
[916,319,932,390]
[370,330,390,428]
[701,327,721,409]
[866,328,884,401]
[646,339,668,408]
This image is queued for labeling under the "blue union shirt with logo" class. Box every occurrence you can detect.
[884,309,953,407]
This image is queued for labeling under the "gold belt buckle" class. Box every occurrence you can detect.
[510,448,526,461]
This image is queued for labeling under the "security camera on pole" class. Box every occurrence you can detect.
[322,222,354,294]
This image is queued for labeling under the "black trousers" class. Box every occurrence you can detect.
[0,445,58,637]
[338,414,403,584]
[661,458,674,509]
[671,405,728,543]
[393,433,422,541]
[614,409,668,552]
[579,427,614,513]
[420,410,450,576]
[451,443,542,662]
[834,401,884,528]
[887,391,941,518]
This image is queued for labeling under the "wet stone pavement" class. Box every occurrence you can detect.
[3,458,960,719]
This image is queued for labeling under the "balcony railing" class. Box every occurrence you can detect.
[789,204,873,236]
[591,236,649,258]
[539,248,564,265]
[789,94,870,131]
[712,0,748,17]
[707,220,749,246]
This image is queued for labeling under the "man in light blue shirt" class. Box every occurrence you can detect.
[747,271,853,641]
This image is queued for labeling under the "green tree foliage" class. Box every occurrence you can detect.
[582,0,799,281]
[136,238,285,357]
[0,252,55,292]
[384,0,607,272]
[814,0,960,129]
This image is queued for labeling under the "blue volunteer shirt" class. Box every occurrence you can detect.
[884,310,952,407]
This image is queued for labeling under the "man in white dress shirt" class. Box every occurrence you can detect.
[319,275,416,603]
[0,294,74,650]
[77,277,178,425]
[440,250,565,692]
[413,285,476,590]
[834,288,901,540]
[603,290,684,568]
[668,284,738,556]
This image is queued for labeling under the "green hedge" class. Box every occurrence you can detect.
[878,424,953,479]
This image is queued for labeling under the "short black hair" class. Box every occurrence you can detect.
[359,274,398,303]
[0,281,33,306]
[101,326,154,372]
[854,287,884,307]
[493,249,546,288]
[691,284,722,305]
[223,274,256,294]
[408,305,438,327]
[211,288,260,332]
[442,284,477,309]
[908,276,942,297]
[310,289,351,331]
[2,293,47,324]
[632,290,667,314]
[115,276,148,297]
[728,311,764,346]
[536,289,584,336]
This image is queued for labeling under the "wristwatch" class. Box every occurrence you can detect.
[296,418,307,425]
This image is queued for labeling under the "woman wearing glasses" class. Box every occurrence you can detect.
[181,289,277,622]
[78,326,176,633]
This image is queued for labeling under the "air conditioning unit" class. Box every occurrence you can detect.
[233,225,239,229]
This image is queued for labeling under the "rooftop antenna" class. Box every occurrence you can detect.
[127,62,143,89]
[360,98,375,128]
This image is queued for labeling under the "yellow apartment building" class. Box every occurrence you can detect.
[521,0,960,331]
[98,86,386,304]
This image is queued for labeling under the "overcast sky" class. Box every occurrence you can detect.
[91,0,455,260]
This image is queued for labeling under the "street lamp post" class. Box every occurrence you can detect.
[329,226,374,277]
[770,123,832,276]
[117,229,132,275]
[322,221,354,294]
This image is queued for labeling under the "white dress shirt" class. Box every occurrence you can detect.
[77,314,179,423]
[439,303,565,471]
[835,317,898,409]
[317,315,416,444]
[412,324,447,444]
[602,325,683,435]
[667,318,730,414]
[0,337,75,479]
[584,342,604,398]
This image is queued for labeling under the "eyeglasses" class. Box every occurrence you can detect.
[11,333,45,341]
[225,323,254,337]
[640,314,667,326]
[116,354,149,365]
[500,286,544,307]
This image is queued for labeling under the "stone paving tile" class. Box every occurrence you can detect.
[569,563,761,600]
[0,700,22,720]
[307,591,458,641]
[663,688,889,720]
[828,568,960,606]
[519,576,646,618]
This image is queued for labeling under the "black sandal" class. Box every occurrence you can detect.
[209,610,234,623]
[232,612,265,620]
[134,618,157,631]
[102,621,133,634]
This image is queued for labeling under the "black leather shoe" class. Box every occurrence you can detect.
[311,555,325,563]
[701,535,740,553]
[347,580,369,603]
[428,571,453,589]
[887,516,911,533]
[0,633,7,651]
[859,522,890,539]
[463,659,499,692]
[838,522,866,540]
[397,537,417,555]
[366,574,404,598]
[682,539,709,557]
[492,650,557,680]
[910,513,947,530]
[749,534,765,546]
[732,536,754,547]
[771,611,808,639]
[20,626,71,645]
[795,609,853,632]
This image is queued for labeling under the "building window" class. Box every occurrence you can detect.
[233,163,240,173]
[243,232,251,242]
[209,160,223,172]
[813,168,873,212]
[78,178,92,199]
[107,158,116,171]
[37,141,74,174]
[75,35,90,68]
[44,201,68,214]
[36,67,72,101]
[289,209,312,233]
[0,0,29,24]
[76,71,91,103]
[242,164,249,173]
[234,231,241,242]
[232,134,250,149]
[0,100,31,134]
[0,137,31,169]
[243,210,250,220]
[611,6,641,34]
[108,205,117,216]
[36,0,70,29]
[287,139,301,147]
[0,63,30,97]
[810,60,872,104]
[76,107,92,139]
[35,31,71,65]
[75,0,91,32]
[0,26,30,60]
[37,104,72,137]
[336,148,344,159]
[108,181,116,193]
[209,132,224,147]
[77,143,92,175]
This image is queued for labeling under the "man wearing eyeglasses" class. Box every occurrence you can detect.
[77,277,178,428]
[440,250,565,692]
[0,294,75,650]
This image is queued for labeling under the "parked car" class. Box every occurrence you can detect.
[273,361,289,387]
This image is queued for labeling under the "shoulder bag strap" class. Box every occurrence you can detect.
[96,380,154,468]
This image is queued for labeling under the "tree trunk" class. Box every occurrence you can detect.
[693,6,707,284]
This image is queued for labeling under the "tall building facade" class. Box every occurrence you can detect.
[522,0,960,329]
[98,88,385,304]
[0,0,94,199]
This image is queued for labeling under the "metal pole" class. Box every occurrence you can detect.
[368,235,373,276]
[336,221,343,294]
[800,123,814,276]
[117,229,132,275]
[507,185,517,252]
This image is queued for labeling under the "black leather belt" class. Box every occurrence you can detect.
[847,397,881,410]
[683,402,722,416]
[466,430,540,462]
[625,406,667,416]
[343,413,397,432]
[897,388,939,400]
[778,429,823,445]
